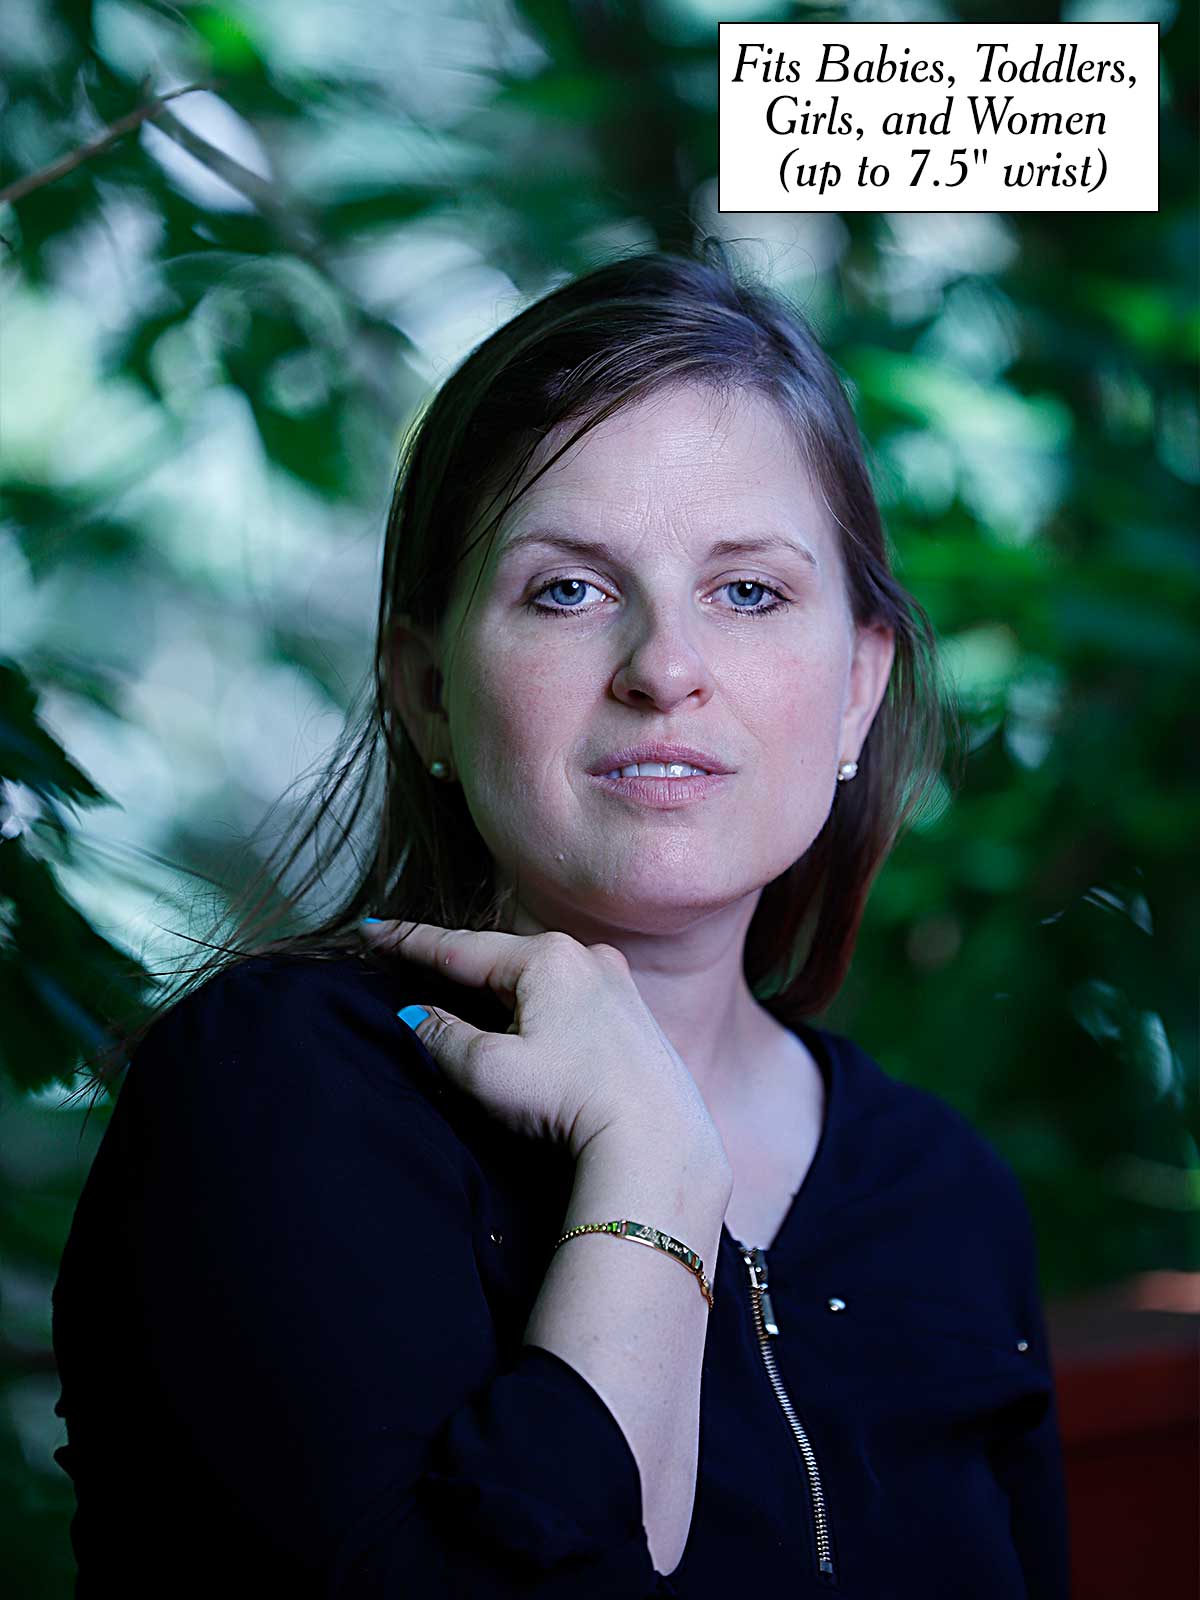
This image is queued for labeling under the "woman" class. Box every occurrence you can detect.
[52,247,1070,1595]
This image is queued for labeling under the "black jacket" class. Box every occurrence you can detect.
[52,952,1070,1597]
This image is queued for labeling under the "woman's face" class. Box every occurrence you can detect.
[410,381,894,938]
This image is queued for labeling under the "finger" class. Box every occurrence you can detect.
[358,918,444,952]
[359,918,445,965]
[398,1003,486,1079]
[358,917,420,947]
[360,919,545,1009]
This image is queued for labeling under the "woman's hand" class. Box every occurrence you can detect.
[358,921,726,1163]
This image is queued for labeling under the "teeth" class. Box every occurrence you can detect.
[601,761,712,780]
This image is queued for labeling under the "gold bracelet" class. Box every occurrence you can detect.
[554,1219,714,1310]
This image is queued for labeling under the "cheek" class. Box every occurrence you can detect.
[740,637,845,734]
[450,642,568,787]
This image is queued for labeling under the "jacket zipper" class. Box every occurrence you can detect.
[738,1240,836,1580]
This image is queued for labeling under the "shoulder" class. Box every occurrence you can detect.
[820,1025,1038,1283]
[127,950,447,1132]
[155,948,406,1028]
[825,1024,1024,1191]
[91,953,491,1297]
[900,1074,1027,1206]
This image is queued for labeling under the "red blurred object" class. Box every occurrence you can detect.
[1046,1274,1199,1600]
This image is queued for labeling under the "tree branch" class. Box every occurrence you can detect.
[0,81,224,207]
[149,100,302,242]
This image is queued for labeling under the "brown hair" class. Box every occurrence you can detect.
[73,241,959,1108]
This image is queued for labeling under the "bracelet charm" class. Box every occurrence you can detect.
[554,1218,715,1310]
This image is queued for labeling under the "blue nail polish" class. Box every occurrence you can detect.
[397,1005,429,1031]
[360,916,382,924]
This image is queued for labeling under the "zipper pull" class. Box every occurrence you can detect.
[746,1246,781,1336]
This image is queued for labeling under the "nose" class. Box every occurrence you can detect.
[609,607,718,712]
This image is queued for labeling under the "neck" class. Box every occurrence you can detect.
[500,888,788,1115]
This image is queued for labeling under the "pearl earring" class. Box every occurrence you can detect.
[837,760,858,782]
[429,759,452,781]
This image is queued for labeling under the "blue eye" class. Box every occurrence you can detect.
[525,577,792,620]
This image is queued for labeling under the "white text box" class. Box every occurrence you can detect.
[719,23,1159,212]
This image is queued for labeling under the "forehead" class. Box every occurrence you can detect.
[498,383,831,543]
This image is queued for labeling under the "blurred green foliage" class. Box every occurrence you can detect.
[1,0,1197,1591]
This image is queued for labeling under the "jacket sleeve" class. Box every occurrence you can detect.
[125,960,663,1597]
[989,1173,1073,1600]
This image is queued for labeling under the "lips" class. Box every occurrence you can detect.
[586,744,734,776]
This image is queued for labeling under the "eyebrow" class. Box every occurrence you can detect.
[495,529,820,572]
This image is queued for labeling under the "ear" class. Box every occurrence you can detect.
[839,621,896,765]
[389,615,450,768]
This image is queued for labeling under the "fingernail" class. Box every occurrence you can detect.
[360,916,382,924]
[397,1005,429,1030]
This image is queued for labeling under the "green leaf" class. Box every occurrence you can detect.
[0,661,108,805]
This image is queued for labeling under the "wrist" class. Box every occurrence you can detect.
[577,1110,733,1198]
